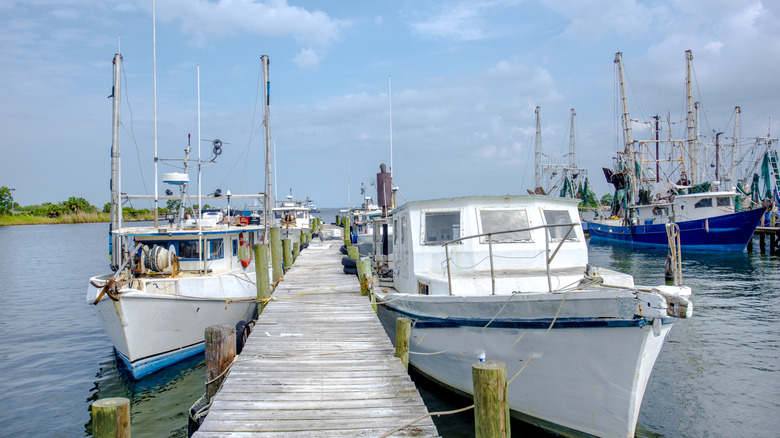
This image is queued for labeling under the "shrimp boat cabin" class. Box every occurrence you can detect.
[373,195,693,438]
[87,219,263,379]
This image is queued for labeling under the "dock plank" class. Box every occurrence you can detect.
[192,241,440,437]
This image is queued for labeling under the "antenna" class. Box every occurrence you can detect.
[152,0,159,227]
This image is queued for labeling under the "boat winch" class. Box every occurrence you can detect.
[144,245,172,272]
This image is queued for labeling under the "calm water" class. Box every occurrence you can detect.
[0,220,777,437]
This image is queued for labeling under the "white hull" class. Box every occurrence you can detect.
[377,295,672,438]
[87,271,257,378]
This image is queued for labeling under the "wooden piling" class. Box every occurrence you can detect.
[282,238,292,272]
[269,227,283,284]
[205,325,236,402]
[347,245,359,260]
[395,317,411,370]
[293,241,300,261]
[472,360,510,438]
[343,216,351,246]
[91,397,130,438]
[253,243,271,300]
[760,233,766,254]
[356,258,372,296]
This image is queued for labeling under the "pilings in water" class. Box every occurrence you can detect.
[282,238,292,273]
[748,227,780,255]
[253,243,271,300]
[205,325,236,401]
[394,317,410,370]
[269,227,282,283]
[473,361,510,437]
[91,398,130,438]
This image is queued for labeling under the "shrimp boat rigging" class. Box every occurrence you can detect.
[585,51,764,251]
[87,53,273,379]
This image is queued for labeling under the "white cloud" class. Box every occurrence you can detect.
[405,0,522,41]
[293,47,320,68]
[155,0,349,47]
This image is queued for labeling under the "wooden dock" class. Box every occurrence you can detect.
[192,240,440,437]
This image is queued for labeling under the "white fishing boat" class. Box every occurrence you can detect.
[273,190,314,243]
[373,194,693,438]
[87,53,273,379]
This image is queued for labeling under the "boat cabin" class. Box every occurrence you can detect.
[630,191,736,225]
[389,195,619,296]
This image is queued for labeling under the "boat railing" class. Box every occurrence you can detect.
[439,222,577,295]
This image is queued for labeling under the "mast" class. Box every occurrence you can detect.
[389,76,395,208]
[731,106,741,189]
[685,50,696,185]
[614,52,636,203]
[534,106,541,189]
[110,53,122,271]
[152,0,159,227]
[261,55,272,230]
[568,108,576,168]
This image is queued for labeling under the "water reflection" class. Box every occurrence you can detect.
[86,350,205,437]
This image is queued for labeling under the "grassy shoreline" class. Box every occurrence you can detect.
[0,212,155,226]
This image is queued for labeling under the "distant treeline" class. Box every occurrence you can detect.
[0,186,154,225]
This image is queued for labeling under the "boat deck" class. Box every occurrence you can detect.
[192,241,440,437]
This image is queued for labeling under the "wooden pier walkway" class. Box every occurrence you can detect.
[192,240,440,437]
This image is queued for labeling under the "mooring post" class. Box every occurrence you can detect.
[395,317,411,370]
[347,245,359,260]
[91,397,130,438]
[206,325,236,402]
[253,243,271,301]
[356,258,372,296]
[293,241,300,261]
[270,227,283,284]
[760,232,766,254]
[472,360,510,438]
[282,238,292,272]
[343,216,351,246]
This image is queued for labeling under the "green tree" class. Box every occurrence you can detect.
[103,202,111,213]
[0,186,13,215]
[62,196,90,213]
[600,193,614,206]
[165,199,181,213]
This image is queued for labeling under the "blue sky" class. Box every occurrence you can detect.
[1,0,778,210]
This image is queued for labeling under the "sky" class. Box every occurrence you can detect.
[1,0,778,210]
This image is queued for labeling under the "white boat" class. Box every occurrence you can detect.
[273,191,313,243]
[87,53,272,379]
[372,194,692,437]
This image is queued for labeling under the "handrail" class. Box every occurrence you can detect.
[439,222,578,295]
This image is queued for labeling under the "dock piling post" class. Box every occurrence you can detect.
[206,325,236,402]
[293,241,300,261]
[254,243,271,300]
[395,317,411,370]
[91,397,130,438]
[270,227,283,284]
[347,245,359,260]
[282,238,292,272]
[356,258,372,296]
[343,217,351,246]
[472,360,510,438]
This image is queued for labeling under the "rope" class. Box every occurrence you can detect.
[378,405,475,438]
[546,293,569,334]
[205,356,238,385]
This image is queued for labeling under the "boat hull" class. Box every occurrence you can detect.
[88,274,257,379]
[377,295,673,438]
[586,207,765,251]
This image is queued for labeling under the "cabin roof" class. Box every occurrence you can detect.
[392,194,581,213]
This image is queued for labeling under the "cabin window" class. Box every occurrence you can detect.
[694,198,713,208]
[418,282,430,295]
[401,217,407,244]
[423,211,460,244]
[179,240,201,259]
[232,239,238,256]
[542,210,576,241]
[716,197,732,207]
[394,219,399,245]
[479,209,531,242]
[208,239,224,260]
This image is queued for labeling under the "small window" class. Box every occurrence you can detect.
[232,239,238,256]
[543,210,576,241]
[208,239,224,259]
[424,211,460,244]
[393,219,399,245]
[179,240,201,259]
[694,198,713,208]
[480,209,531,242]
[418,282,429,295]
[401,217,407,244]
[716,197,732,207]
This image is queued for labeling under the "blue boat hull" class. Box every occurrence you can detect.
[585,207,765,251]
